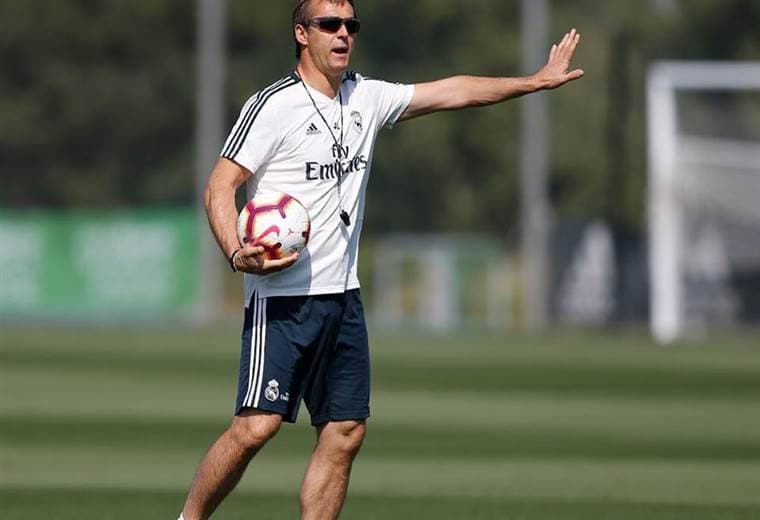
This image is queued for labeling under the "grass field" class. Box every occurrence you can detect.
[2,324,760,519]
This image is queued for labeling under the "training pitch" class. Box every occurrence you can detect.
[2,324,760,519]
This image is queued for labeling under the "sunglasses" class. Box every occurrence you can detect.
[308,16,361,35]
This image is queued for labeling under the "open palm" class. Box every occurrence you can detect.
[536,28,584,89]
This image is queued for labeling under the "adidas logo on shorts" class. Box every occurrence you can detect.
[306,123,321,136]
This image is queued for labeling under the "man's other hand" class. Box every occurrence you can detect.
[233,245,299,275]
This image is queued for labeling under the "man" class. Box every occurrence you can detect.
[180,1,582,518]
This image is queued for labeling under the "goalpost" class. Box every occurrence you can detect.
[647,61,760,344]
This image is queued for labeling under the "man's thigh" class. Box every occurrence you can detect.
[305,289,370,427]
[235,291,347,423]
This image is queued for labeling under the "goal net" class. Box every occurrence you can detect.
[647,61,760,343]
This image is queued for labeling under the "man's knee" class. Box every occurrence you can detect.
[319,420,366,458]
[228,409,283,451]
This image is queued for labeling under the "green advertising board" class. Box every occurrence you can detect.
[0,209,199,319]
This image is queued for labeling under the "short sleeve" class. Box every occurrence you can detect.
[220,93,281,175]
[366,79,415,130]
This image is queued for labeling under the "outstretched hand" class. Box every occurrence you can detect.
[232,245,299,275]
[535,28,584,90]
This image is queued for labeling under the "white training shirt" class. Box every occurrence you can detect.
[221,71,414,302]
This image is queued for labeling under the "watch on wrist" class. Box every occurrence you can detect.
[229,248,242,273]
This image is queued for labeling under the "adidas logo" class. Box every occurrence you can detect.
[306,123,321,136]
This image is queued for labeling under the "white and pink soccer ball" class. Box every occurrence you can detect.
[237,192,311,260]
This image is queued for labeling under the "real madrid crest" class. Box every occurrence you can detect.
[265,379,280,402]
[351,111,363,134]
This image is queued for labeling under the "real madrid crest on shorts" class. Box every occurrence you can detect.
[265,379,280,402]
[351,111,363,134]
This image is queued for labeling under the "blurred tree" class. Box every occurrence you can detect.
[0,0,195,208]
[2,0,759,243]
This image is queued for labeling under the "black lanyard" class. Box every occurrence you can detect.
[296,71,352,227]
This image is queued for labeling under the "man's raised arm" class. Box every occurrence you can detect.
[399,29,583,122]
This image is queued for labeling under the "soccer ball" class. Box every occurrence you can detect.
[237,192,311,260]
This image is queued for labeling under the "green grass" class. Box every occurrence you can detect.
[2,325,760,519]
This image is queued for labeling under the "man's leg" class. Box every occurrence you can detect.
[181,409,283,520]
[299,419,366,520]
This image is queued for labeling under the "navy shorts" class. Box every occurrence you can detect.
[235,289,370,426]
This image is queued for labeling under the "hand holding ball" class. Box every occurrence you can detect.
[237,192,311,261]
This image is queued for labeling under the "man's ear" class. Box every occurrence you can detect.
[294,24,308,47]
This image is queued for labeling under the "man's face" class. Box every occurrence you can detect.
[299,0,356,77]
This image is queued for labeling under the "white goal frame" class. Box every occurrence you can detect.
[647,61,760,344]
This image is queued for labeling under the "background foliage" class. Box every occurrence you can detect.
[2,0,759,237]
